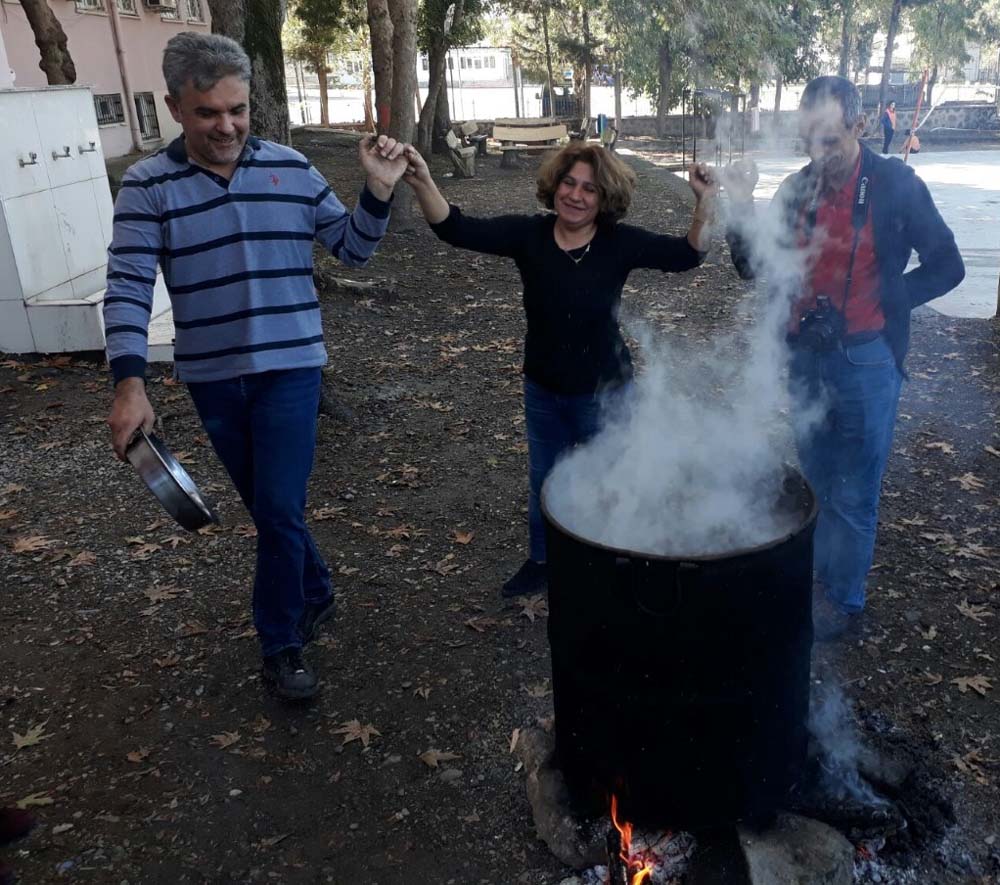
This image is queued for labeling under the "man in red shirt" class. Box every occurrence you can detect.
[725,77,964,640]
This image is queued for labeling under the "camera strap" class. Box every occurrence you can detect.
[802,147,873,312]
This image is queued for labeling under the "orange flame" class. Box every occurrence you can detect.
[610,796,654,885]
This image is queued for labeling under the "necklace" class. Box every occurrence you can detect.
[562,241,591,265]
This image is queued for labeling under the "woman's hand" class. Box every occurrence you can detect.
[688,163,719,202]
[401,145,434,189]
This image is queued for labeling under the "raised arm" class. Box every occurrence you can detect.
[313,135,408,266]
[104,172,160,459]
[400,145,531,258]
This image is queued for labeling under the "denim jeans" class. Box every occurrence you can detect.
[788,336,903,614]
[524,378,630,563]
[187,367,332,656]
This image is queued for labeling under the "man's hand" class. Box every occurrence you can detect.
[108,377,155,461]
[359,134,409,201]
[715,159,759,203]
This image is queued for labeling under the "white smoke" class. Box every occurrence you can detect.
[543,118,846,558]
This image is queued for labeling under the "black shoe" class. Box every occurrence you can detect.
[299,597,336,645]
[501,559,547,599]
[262,648,319,700]
[813,595,863,642]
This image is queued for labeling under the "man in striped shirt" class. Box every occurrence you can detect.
[105,32,409,700]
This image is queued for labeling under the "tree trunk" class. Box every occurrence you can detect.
[582,6,592,124]
[877,0,903,122]
[432,83,450,154]
[773,70,783,131]
[614,62,622,128]
[749,81,761,108]
[317,63,330,126]
[416,0,463,156]
[18,0,76,85]
[926,63,937,106]
[838,0,854,78]
[366,0,393,134]
[386,0,417,142]
[362,62,376,131]
[655,35,672,138]
[209,0,289,143]
[542,5,557,116]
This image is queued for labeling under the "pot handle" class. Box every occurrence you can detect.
[615,558,698,618]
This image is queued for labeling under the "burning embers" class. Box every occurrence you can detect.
[607,796,654,885]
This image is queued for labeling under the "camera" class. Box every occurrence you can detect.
[797,295,845,351]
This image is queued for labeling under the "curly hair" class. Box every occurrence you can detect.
[536,142,637,224]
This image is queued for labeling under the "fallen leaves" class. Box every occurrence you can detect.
[126,747,152,763]
[312,506,346,521]
[418,749,460,769]
[154,655,180,669]
[450,529,475,545]
[211,731,242,749]
[951,675,993,697]
[464,616,498,633]
[15,793,54,810]
[952,749,995,786]
[957,600,994,626]
[985,446,1000,459]
[949,473,986,493]
[518,595,548,623]
[12,722,52,750]
[923,441,955,455]
[0,509,19,522]
[332,720,381,748]
[11,535,55,555]
[143,584,184,604]
[509,728,521,753]
[1,483,26,496]
[67,550,97,568]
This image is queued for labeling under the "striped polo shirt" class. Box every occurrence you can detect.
[103,136,391,384]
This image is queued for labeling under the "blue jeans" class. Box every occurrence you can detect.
[525,378,630,562]
[789,336,903,614]
[187,367,332,656]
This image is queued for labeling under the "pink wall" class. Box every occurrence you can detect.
[0,0,211,156]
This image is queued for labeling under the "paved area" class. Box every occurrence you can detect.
[748,149,1000,318]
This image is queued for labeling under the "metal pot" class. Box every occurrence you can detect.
[125,428,219,531]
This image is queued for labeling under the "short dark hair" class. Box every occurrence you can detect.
[800,76,863,129]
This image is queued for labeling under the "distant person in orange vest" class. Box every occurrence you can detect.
[902,129,920,154]
[881,100,896,153]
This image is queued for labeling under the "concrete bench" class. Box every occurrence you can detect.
[492,118,568,167]
[458,120,489,157]
[445,130,476,178]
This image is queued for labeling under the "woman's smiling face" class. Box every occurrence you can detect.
[554,161,601,228]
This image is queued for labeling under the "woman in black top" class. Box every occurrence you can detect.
[402,142,716,597]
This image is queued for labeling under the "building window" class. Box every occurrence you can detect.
[421,57,429,71]
[487,56,496,69]
[185,0,204,21]
[159,2,181,19]
[134,93,161,141]
[460,57,468,69]
[473,57,482,69]
[94,93,125,126]
[75,0,104,11]
[117,0,136,13]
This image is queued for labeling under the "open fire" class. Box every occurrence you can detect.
[607,796,654,884]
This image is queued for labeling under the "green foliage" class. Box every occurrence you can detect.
[419,0,488,52]
[284,0,363,72]
[910,0,982,80]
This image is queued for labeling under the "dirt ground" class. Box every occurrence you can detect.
[1,132,998,884]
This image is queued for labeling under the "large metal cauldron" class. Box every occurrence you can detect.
[542,469,817,830]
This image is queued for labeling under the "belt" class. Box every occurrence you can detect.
[786,329,884,348]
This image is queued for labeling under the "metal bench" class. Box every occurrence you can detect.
[492,118,568,167]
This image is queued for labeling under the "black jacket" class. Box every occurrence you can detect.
[727,145,965,370]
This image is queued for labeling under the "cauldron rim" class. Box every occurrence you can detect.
[540,463,818,563]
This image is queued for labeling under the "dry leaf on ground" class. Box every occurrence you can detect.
[12,722,52,750]
[211,731,242,749]
[951,675,994,696]
[950,473,986,492]
[518,595,548,623]
[450,530,475,545]
[332,719,381,748]
[418,749,460,768]
[924,441,955,454]
[12,535,55,555]
[957,600,994,626]
[509,727,521,753]
[952,749,995,786]
[67,550,97,567]
[127,747,152,763]
[15,793,54,809]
